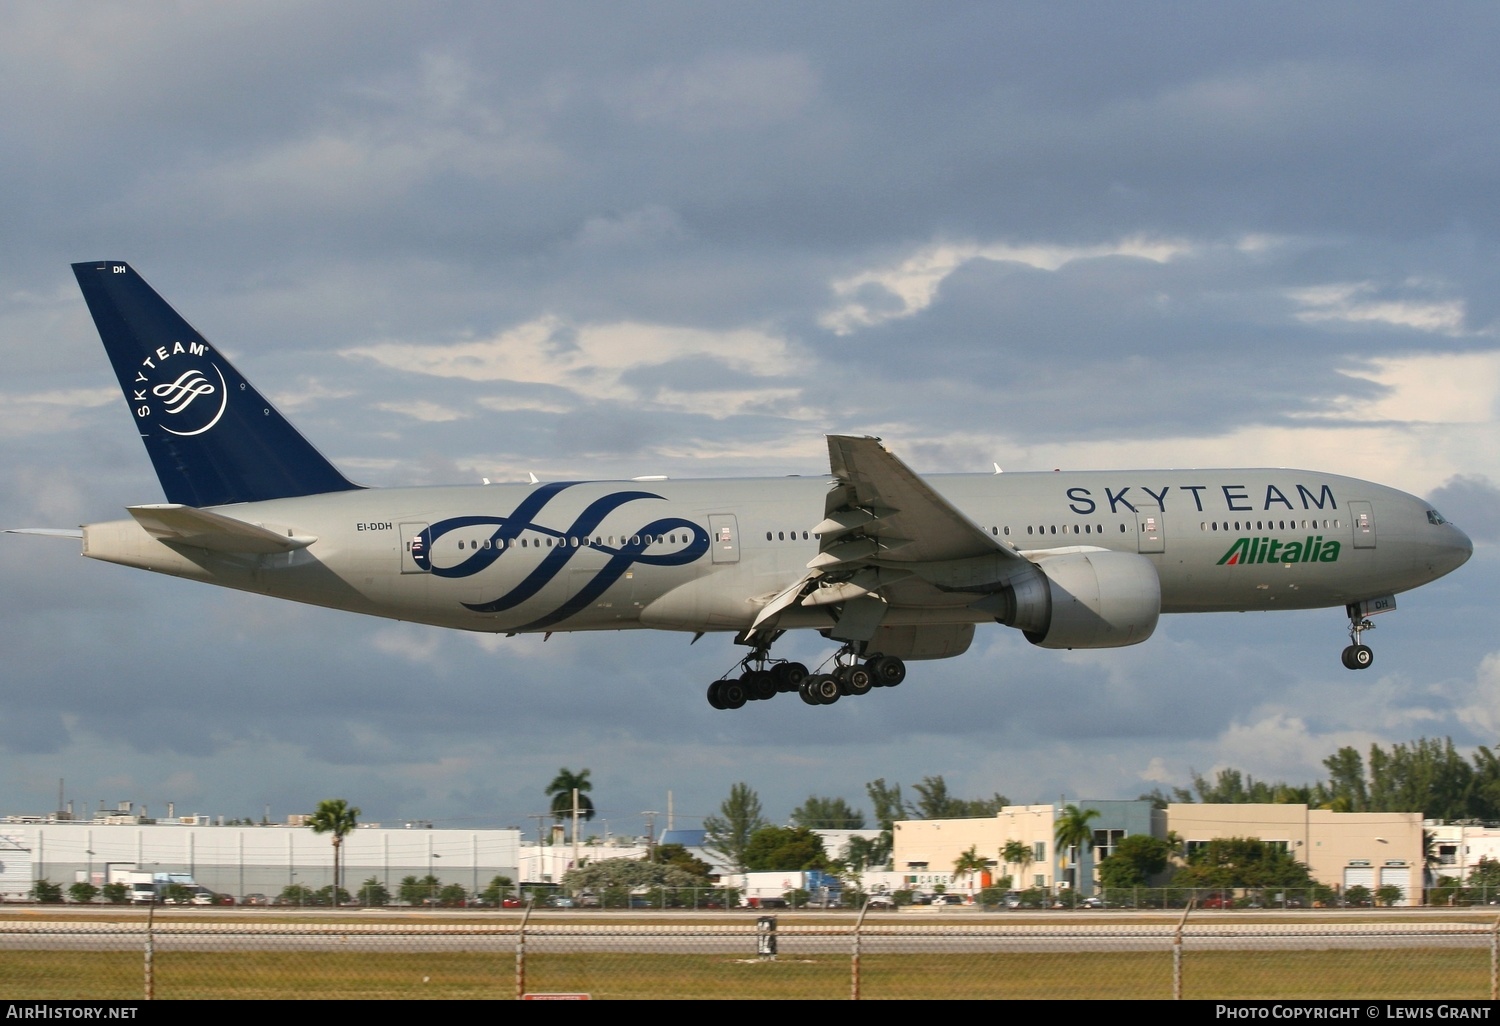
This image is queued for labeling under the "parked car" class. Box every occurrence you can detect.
[865,895,897,910]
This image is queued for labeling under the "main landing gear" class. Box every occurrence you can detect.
[705,640,906,710]
[1341,606,1375,670]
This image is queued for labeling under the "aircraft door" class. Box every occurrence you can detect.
[708,514,740,564]
[401,522,431,573]
[1349,501,1376,549]
[1135,506,1165,554]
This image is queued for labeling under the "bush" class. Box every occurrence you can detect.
[31,879,63,904]
[68,882,99,904]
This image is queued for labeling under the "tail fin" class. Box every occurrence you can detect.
[72,261,360,507]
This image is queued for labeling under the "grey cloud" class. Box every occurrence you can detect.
[1428,475,1500,543]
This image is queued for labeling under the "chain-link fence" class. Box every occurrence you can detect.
[3,914,1496,1000]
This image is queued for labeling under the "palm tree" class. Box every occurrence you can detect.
[1002,839,1034,887]
[308,798,360,899]
[1053,804,1101,894]
[546,768,595,841]
[952,845,987,894]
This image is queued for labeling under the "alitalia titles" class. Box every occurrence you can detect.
[1218,535,1341,566]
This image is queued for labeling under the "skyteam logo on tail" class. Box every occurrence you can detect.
[131,341,228,437]
[1217,535,1341,565]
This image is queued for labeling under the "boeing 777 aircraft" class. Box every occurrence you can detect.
[12,262,1474,710]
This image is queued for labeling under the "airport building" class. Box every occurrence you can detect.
[893,799,1162,896]
[891,801,1423,902]
[0,820,521,901]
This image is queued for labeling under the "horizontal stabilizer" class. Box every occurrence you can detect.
[5,528,84,540]
[126,504,316,554]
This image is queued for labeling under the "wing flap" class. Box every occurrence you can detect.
[819,436,1024,565]
[126,504,316,554]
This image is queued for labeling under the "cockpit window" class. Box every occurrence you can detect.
[1427,509,1449,525]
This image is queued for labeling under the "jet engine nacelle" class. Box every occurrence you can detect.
[999,550,1161,649]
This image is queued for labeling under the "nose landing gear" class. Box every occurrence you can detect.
[1341,607,1375,670]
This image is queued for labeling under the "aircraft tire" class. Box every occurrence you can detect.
[707,681,728,709]
[811,674,841,705]
[798,680,821,706]
[721,681,748,709]
[745,670,777,701]
[867,656,906,688]
[1351,644,1374,670]
[775,662,808,693]
[844,666,873,696]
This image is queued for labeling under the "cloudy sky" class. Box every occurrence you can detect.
[4,1,1500,837]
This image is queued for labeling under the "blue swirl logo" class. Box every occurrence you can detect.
[415,483,710,630]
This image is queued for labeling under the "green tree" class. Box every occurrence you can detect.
[1096,834,1171,889]
[561,856,707,907]
[843,835,884,873]
[278,883,317,906]
[952,845,988,891]
[1322,746,1368,811]
[1468,855,1500,893]
[399,874,442,905]
[703,782,766,873]
[647,844,712,880]
[479,875,515,905]
[546,768,595,841]
[307,798,361,897]
[909,776,1008,819]
[1054,804,1101,890]
[743,825,828,871]
[314,884,351,906]
[67,882,99,904]
[437,883,468,907]
[789,795,865,829]
[101,882,128,904]
[865,778,905,868]
[162,882,193,904]
[1172,837,1313,890]
[357,877,390,906]
[1002,839,1034,886]
[30,879,63,904]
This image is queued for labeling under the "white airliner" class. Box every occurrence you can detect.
[11,262,1474,709]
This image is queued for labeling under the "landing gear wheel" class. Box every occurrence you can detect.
[707,680,730,709]
[1341,645,1374,670]
[744,670,777,701]
[811,674,842,705]
[867,656,906,688]
[719,680,748,709]
[798,679,822,706]
[842,665,873,696]
[774,662,808,693]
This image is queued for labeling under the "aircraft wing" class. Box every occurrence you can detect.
[813,435,1026,567]
[126,504,316,554]
[748,436,1035,638]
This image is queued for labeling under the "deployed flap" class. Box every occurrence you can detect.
[126,504,316,554]
[819,436,1026,565]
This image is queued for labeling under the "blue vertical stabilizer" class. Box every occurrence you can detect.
[73,261,360,508]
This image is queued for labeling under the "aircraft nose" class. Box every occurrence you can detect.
[1442,523,1473,575]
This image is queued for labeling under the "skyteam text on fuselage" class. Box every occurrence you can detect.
[12,262,1474,709]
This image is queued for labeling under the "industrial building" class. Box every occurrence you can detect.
[891,801,1423,903]
[0,819,520,901]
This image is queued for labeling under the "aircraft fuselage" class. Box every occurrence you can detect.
[80,467,1470,636]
